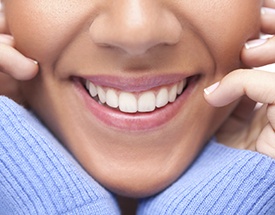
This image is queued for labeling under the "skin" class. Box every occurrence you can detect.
[0,0,268,198]
[205,1,275,158]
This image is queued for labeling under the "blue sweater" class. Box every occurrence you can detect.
[0,97,120,214]
[0,96,274,214]
[138,140,275,215]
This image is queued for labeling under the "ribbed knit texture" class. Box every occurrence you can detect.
[0,96,120,215]
[138,140,275,215]
[1,96,275,215]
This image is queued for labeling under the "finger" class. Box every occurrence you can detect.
[241,36,275,67]
[0,6,9,34]
[204,69,275,107]
[261,7,275,34]
[0,44,39,80]
[256,123,275,158]
[263,0,275,8]
[215,96,257,145]
[224,95,256,123]
[0,34,14,46]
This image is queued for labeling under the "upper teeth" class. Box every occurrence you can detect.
[86,80,187,113]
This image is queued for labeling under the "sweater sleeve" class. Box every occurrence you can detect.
[0,96,120,215]
[138,139,275,215]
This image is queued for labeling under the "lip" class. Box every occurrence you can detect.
[82,74,191,92]
[75,75,199,132]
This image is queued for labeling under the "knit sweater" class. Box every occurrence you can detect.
[0,96,120,215]
[0,96,274,215]
[138,139,275,214]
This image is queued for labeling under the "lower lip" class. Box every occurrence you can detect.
[75,76,198,132]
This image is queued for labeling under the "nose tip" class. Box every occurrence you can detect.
[89,3,182,56]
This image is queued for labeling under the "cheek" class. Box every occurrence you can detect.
[4,1,92,63]
[212,3,262,69]
[184,1,262,71]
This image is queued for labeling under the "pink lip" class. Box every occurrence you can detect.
[75,75,199,132]
[82,74,190,92]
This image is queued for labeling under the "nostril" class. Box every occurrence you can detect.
[89,8,182,56]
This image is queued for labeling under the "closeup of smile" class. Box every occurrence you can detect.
[85,79,186,113]
[78,75,199,131]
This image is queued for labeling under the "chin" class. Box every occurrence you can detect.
[91,166,187,198]
[74,139,202,198]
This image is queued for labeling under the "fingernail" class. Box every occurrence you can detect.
[204,82,220,95]
[28,58,38,65]
[261,7,275,15]
[245,39,267,49]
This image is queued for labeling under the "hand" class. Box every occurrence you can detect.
[204,1,275,158]
[0,3,38,102]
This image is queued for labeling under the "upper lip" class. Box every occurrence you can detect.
[81,74,193,92]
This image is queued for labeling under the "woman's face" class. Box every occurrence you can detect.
[3,0,263,197]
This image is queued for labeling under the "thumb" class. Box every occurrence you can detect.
[0,43,39,80]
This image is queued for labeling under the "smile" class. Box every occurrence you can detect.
[78,75,198,131]
[85,79,187,113]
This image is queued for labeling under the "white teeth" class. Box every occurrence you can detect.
[177,80,186,95]
[88,81,97,97]
[86,80,90,90]
[119,92,138,113]
[169,84,177,102]
[86,79,187,113]
[156,88,169,108]
[138,91,156,112]
[106,89,119,108]
[97,86,106,104]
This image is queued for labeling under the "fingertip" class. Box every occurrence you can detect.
[241,36,275,67]
[0,34,14,46]
[244,39,268,50]
[25,58,39,79]
[203,82,222,107]
[261,7,275,16]
[0,44,39,80]
[204,82,220,96]
[13,59,39,80]
[261,7,275,34]
[203,71,244,108]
